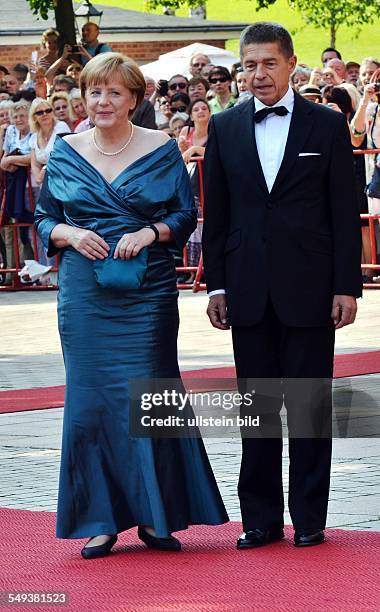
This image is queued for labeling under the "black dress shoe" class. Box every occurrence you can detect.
[81,534,118,559]
[138,527,181,551]
[237,527,285,549]
[294,530,325,547]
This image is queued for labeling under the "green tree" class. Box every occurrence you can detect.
[255,0,379,47]
[27,0,76,46]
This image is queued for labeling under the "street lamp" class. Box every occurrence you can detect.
[74,1,103,33]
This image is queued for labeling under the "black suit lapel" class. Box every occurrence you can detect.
[271,93,314,195]
[236,98,269,196]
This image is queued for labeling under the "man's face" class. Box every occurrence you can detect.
[82,24,99,45]
[346,66,360,85]
[4,75,19,95]
[209,73,231,97]
[242,42,296,106]
[326,59,346,80]
[190,55,209,77]
[167,77,188,99]
[322,50,338,65]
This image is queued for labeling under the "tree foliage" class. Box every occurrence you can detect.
[146,0,205,11]
[27,0,54,21]
[255,0,379,47]
[26,0,76,46]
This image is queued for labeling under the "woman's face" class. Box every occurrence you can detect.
[67,67,82,85]
[34,103,54,130]
[322,69,336,86]
[188,82,207,101]
[45,35,58,54]
[292,71,309,91]
[71,98,87,119]
[85,76,136,129]
[12,109,29,134]
[171,119,185,137]
[236,72,248,93]
[159,98,172,118]
[53,98,70,122]
[0,109,10,126]
[191,101,210,124]
[360,62,378,86]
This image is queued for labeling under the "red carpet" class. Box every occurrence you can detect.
[0,509,378,612]
[1,350,380,414]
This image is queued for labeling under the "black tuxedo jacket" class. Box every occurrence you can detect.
[202,93,362,327]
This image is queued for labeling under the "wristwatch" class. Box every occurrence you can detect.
[144,224,159,243]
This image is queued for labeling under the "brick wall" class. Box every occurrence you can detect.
[0,39,226,69]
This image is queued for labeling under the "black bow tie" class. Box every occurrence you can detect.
[254,105,289,123]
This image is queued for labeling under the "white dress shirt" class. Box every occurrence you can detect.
[208,85,295,298]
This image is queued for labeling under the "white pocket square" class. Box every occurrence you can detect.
[298,152,321,157]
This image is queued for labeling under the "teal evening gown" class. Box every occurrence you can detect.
[35,137,228,539]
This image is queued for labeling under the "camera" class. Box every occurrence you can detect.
[70,45,80,54]
[158,80,169,97]
[374,83,380,93]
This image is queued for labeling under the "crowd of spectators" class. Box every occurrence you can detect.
[0,25,379,285]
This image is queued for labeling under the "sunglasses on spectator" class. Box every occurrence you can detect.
[160,100,169,106]
[170,105,187,113]
[209,76,229,84]
[169,82,187,91]
[54,105,68,111]
[34,108,53,116]
[192,62,207,68]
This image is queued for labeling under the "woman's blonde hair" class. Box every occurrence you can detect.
[79,52,146,117]
[10,99,30,117]
[41,28,60,49]
[49,91,76,121]
[29,97,55,133]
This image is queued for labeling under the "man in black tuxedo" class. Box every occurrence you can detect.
[202,22,362,548]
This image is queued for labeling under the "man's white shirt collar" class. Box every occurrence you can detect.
[254,85,295,114]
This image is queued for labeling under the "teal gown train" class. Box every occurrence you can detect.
[35,136,228,539]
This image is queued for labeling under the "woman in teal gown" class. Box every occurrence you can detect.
[34,52,228,558]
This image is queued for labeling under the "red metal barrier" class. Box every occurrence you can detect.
[1,150,379,292]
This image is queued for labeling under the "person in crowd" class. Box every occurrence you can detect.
[167,74,189,99]
[50,92,75,131]
[0,100,13,130]
[298,84,322,103]
[0,65,9,80]
[291,65,311,91]
[74,115,94,134]
[351,69,380,278]
[3,74,20,97]
[131,96,157,129]
[12,64,29,89]
[155,97,172,128]
[322,66,342,87]
[51,74,76,95]
[0,90,10,102]
[235,69,253,104]
[34,51,228,559]
[203,21,361,550]
[29,98,70,264]
[66,63,82,86]
[1,99,35,275]
[69,89,88,129]
[144,76,156,100]
[346,61,360,87]
[169,92,190,114]
[208,66,235,114]
[78,22,113,66]
[359,57,380,87]
[179,98,211,282]
[339,82,361,112]
[37,28,60,72]
[45,44,74,84]
[321,47,342,65]
[188,53,211,77]
[326,58,347,82]
[188,76,209,102]
[309,66,323,88]
[323,85,372,282]
[201,64,215,80]
[169,112,189,140]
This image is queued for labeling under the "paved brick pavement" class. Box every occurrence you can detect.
[0,290,379,530]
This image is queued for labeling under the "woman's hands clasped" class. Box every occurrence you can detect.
[114,228,156,260]
[69,228,110,261]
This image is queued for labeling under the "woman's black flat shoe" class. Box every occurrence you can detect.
[81,534,118,559]
[138,527,181,551]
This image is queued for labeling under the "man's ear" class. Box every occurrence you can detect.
[289,55,297,74]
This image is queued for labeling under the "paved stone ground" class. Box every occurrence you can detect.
[0,290,379,530]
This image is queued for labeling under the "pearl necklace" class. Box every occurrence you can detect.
[92,122,134,156]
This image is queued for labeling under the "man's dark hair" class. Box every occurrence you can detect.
[52,74,76,92]
[0,65,9,75]
[321,47,342,62]
[240,22,294,59]
[12,64,29,77]
[12,89,36,103]
[208,66,232,81]
[323,85,352,115]
[170,92,190,107]
[188,76,209,91]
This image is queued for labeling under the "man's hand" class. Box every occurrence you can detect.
[331,295,357,329]
[206,294,230,330]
